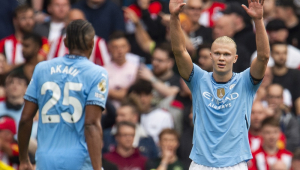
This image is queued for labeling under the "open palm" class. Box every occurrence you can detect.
[169,0,186,15]
[242,0,264,20]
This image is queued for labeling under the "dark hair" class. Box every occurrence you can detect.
[293,148,300,161]
[13,5,33,18]
[128,79,153,95]
[120,100,139,115]
[266,19,287,31]
[196,43,211,60]
[159,128,179,141]
[116,121,136,135]
[23,33,43,48]
[66,19,95,51]
[154,42,174,59]
[5,71,29,86]
[108,31,127,43]
[261,117,280,128]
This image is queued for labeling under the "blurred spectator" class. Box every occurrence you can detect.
[249,101,265,153]
[0,116,19,169]
[276,0,300,49]
[0,72,28,131]
[138,43,180,105]
[270,42,300,115]
[106,32,139,108]
[128,79,174,144]
[0,55,6,102]
[101,100,117,130]
[0,5,49,68]
[0,0,18,40]
[103,103,158,159]
[266,84,300,152]
[127,0,166,43]
[47,9,110,66]
[222,2,256,55]
[145,129,184,170]
[262,0,276,26]
[195,44,213,72]
[104,121,147,170]
[178,111,193,170]
[249,117,293,170]
[72,0,125,41]
[159,78,192,135]
[34,0,70,43]
[102,158,118,170]
[270,161,288,170]
[198,0,226,27]
[213,15,251,72]
[11,33,42,81]
[292,148,300,170]
[184,0,213,48]
[251,19,300,69]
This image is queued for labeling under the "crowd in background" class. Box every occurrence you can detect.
[0,0,300,169]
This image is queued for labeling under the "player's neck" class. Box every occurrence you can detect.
[69,50,89,58]
[263,144,278,155]
[212,71,232,83]
[116,146,135,158]
[272,66,288,76]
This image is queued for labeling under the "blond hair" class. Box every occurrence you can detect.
[213,36,237,52]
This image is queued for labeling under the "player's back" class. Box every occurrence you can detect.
[26,55,108,170]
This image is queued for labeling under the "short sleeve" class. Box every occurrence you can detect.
[240,68,262,96]
[86,69,109,109]
[183,63,206,91]
[24,65,40,104]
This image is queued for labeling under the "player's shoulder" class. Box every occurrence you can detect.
[86,62,108,74]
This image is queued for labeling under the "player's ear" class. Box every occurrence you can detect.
[233,55,238,63]
[63,37,69,48]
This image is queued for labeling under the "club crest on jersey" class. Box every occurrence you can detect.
[98,79,106,93]
[217,88,225,98]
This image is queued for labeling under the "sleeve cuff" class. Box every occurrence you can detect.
[24,95,38,104]
[86,100,105,108]
[185,65,194,82]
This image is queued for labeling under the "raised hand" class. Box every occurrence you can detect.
[169,0,186,16]
[242,0,264,20]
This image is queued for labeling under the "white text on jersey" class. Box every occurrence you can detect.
[50,65,80,77]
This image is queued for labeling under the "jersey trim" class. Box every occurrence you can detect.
[86,100,105,107]
[185,66,195,82]
[249,72,263,85]
[24,95,38,104]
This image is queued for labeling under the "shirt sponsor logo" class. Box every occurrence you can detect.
[203,92,239,110]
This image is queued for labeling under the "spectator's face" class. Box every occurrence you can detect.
[137,93,152,112]
[210,42,237,75]
[198,48,213,72]
[267,85,283,111]
[116,106,137,124]
[0,54,6,74]
[152,49,172,77]
[263,0,276,15]
[268,29,288,44]
[15,10,35,34]
[159,133,179,153]
[185,0,202,23]
[116,125,135,150]
[48,0,70,21]
[213,16,235,39]
[271,44,287,67]
[67,9,86,24]
[109,38,130,64]
[22,38,40,61]
[0,130,14,143]
[262,125,280,148]
[250,102,266,131]
[292,160,300,170]
[5,77,27,100]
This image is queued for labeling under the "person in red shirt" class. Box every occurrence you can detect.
[199,0,226,27]
[0,5,49,70]
[248,117,293,170]
[104,121,147,170]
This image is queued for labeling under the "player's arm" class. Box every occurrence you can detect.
[18,100,38,169]
[169,0,193,81]
[84,105,103,170]
[242,0,270,84]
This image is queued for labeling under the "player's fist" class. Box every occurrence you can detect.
[19,162,33,170]
[169,0,186,16]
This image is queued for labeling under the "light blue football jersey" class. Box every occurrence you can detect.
[24,55,108,170]
[186,64,261,167]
